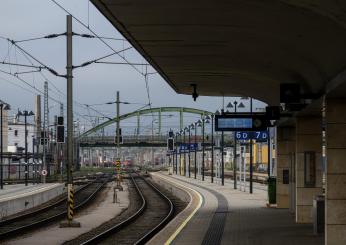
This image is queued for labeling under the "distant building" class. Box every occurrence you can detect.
[0,105,8,152]
[7,120,35,153]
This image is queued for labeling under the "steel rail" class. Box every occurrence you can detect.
[81,174,174,245]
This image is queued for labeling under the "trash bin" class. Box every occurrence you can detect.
[267,176,276,204]
[313,195,325,235]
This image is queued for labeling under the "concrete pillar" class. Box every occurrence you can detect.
[325,98,346,245]
[276,126,295,209]
[295,116,323,223]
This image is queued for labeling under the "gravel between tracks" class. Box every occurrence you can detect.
[63,179,138,245]
[64,176,187,245]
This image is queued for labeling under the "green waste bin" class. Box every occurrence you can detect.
[267,176,276,204]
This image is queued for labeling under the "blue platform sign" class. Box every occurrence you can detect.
[179,143,198,152]
[235,131,268,141]
[235,131,251,140]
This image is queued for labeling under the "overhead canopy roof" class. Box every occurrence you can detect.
[92,0,346,105]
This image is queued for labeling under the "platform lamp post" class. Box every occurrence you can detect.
[205,114,213,183]
[203,117,210,181]
[215,109,225,185]
[183,127,186,176]
[172,132,175,174]
[17,110,35,186]
[196,120,202,179]
[175,132,179,175]
[219,109,225,185]
[194,122,197,179]
[188,124,193,178]
[227,100,245,189]
[180,129,184,175]
[0,101,10,190]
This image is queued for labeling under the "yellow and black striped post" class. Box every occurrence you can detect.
[116,159,121,184]
[67,184,74,221]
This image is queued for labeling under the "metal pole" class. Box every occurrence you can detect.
[175,136,178,174]
[19,159,21,180]
[34,95,41,183]
[0,104,3,189]
[202,120,205,181]
[194,125,197,179]
[211,115,214,183]
[188,127,191,178]
[115,91,121,185]
[250,98,253,194]
[43,82,49,181]
[66,15,73,185]
[36,136,40,184]
[221,130,224,186]
[8,158,11,180]
[233,103,237,189]
[64,15,80,227]
[183,129,186,176]
[179,134,182,175]
[267,128,271,177]
[25,112,28,186]
[32,137,35,184]
[116,91,120,158]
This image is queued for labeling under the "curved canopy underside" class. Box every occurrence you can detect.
[92,0,346,105]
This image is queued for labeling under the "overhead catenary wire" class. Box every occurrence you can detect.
[2,36,144,122]
[73,46,133,69]
[0,68,92,123]
[2,2,157,128]
[14,45,66,97]
[7,38,65,77]
[49,0,155,112]
[1,36,110,123]
[50,0,145,76]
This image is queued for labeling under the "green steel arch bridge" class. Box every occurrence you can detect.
[79,107,212,147]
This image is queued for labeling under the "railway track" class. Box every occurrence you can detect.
[0,175,110,240]
[80,174,174,245]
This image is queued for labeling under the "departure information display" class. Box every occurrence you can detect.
[215,114,268,131]
[217,118,252,129]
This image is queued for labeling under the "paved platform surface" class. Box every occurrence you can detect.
[6,182,129,245]
[0,183,62,201]
[0,183,65,218]
[159,172,324,245]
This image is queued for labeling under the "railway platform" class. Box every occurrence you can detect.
[152,172,324,245]
[0,183,64,219]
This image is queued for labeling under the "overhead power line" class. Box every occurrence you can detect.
[73,46,133,69]
[7,38,65,78]
[50,0,145,76]
[1,35,111,121]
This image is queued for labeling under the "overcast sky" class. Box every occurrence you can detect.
[0,0,266,134]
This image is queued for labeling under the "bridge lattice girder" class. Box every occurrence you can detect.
[79,107,212,138]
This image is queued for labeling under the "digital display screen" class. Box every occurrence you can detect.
[218,118,252,129]
[215,114,268,131]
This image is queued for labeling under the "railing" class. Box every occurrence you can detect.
[79,135,168,144]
